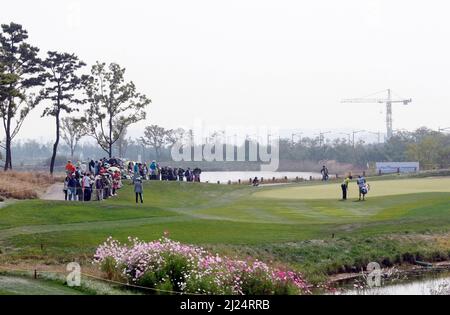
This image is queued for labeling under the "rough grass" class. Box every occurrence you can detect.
[0,171,58,200]
[209,233,450,283]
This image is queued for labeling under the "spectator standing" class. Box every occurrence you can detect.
[68,175,78,201]
[63,175,69,200]
[82,173,92,201]
[134,177,144,204]
[95,175,103,201]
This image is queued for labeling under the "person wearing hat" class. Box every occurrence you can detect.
[133,176,143,204]
[95,175,103,201]
[357,175,368,201]
[340,175,353,200]
[321,165,329,181]
[149,160,157,180]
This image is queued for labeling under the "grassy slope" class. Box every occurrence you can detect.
[0,271,135,295]
[0,274,84,295]
[0,178,449,284]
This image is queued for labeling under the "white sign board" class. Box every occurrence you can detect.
[376,162,419,174]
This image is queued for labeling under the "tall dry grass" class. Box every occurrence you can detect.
[0,171,59,200]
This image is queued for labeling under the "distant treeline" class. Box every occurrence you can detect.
[280,127,450,170]
[6,127,450,172]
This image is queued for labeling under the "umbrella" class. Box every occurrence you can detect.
[108,166,121,173]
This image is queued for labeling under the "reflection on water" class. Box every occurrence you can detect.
[339,271,450,295]
[200,171,321,183]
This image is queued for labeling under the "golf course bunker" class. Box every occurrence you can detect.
[254,177,450,200]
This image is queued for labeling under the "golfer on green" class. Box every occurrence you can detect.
[341,175,352,200]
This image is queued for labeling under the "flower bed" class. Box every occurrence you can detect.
[94,236,311,295]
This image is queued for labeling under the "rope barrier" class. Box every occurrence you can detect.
[0,265,204,295]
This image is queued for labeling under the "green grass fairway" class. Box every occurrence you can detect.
[254,177,450,200]
[0,176,449,286]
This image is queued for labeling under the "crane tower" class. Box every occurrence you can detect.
[342,89,412,140]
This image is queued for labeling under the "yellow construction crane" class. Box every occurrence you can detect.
[341,89,412,140]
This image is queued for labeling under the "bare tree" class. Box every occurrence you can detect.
[115,126,131,158]
[166,128,185,147]
[140,125,170,161]
[83,62,151,157]
[60,117,87,160]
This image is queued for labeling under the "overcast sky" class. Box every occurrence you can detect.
[1,0,450,143]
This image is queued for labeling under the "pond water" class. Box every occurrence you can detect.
[200,171,321,183]
[336,270,450,295]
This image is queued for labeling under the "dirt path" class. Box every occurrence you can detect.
[40,183,65,201]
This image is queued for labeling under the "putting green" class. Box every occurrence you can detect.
[253,177,450,200]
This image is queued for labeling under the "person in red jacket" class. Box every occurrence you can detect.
[65,160,76,174]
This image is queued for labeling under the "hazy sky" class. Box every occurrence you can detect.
[1,0,450,143]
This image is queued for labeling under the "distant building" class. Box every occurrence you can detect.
[376,162,420,174]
